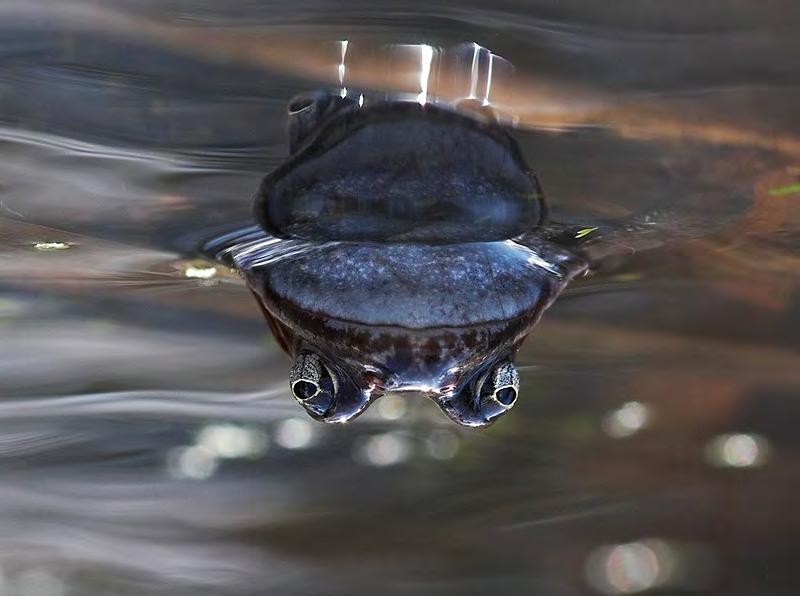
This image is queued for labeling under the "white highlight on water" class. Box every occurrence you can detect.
[602,401,650,438]
[705,433,769,468]
[274,418,315,450]
[416,45,434,105]
[338,40,349,98]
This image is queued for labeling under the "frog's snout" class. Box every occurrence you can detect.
[437,360,520,427]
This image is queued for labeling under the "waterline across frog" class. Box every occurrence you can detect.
[212,91,588,427]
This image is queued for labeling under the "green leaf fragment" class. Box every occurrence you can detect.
[574,227,598,239]
[768,183,800,196]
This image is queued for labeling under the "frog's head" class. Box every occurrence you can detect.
[242,240,577,427]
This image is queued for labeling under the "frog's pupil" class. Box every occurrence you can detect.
[496,387,517,406]
[294,380,319,400]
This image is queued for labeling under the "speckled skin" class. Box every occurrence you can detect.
[244,240,574,370]
[263,242,559,328]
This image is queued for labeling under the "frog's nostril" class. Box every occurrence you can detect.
[292,380,319,400]
[288,95,316,114]
[495,386,517,406]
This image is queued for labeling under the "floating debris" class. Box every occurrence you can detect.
[575,227,599,239]
[183,264,218,280]
[610,273,642,283]
[768,183,800,196]
[31,241,72,251]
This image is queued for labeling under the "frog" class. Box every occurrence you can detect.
[208,89,602,428]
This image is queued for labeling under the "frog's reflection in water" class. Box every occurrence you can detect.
[216,91,587,427]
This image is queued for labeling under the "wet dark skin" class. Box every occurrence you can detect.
[225,91,590,427]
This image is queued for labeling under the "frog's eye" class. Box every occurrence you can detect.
[289,352,338,417]
[437,360,519,427]
[289,351,374,422]
[477,360,519,410]
[287,91,355,153]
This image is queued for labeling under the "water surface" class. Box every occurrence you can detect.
[0,2,798,595]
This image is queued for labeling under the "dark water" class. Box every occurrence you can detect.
[0,2,799,595]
